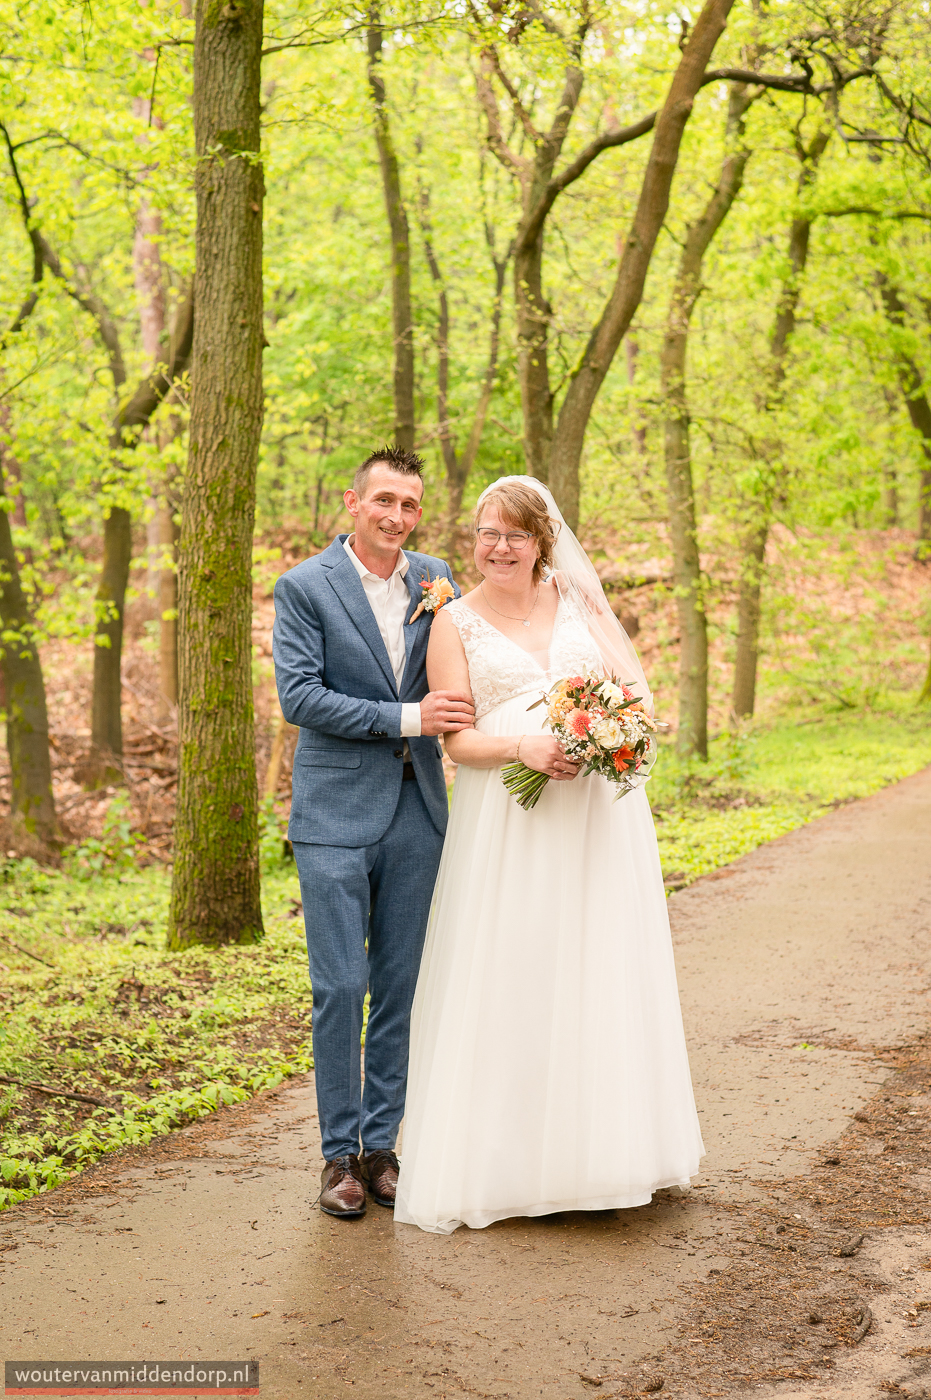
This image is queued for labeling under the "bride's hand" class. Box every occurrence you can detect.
[518,735,580,781]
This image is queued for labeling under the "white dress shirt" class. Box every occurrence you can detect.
[344,535,422,737]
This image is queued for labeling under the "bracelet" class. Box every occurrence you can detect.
[515,735,523,762]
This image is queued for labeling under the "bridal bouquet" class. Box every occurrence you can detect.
[501,672,659,811]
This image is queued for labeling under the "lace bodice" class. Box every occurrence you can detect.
[443,596,602,720]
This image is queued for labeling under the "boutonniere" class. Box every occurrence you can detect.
[408,572,455,624]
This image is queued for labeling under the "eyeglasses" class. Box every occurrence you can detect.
[475,528,534,549]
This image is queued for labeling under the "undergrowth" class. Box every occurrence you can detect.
[650,698,931,886]
[0,865,310,1209]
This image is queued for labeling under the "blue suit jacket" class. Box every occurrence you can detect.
[273,535,458,846]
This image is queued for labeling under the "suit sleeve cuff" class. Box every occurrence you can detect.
[400,703,422,737]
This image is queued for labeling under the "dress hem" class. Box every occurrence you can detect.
[394,1170,701,1235]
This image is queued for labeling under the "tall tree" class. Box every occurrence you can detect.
[35,243,129,779]
[87,285,194,776]
[662,84,756,757]
[168,0,265,949]
[875,274,931,544]
[474,9,659,482]
[549,0,738,528]
[0,450,56,852]
[367,12,415,452]
[0,125,57,852]
[2,117,184,780]
[731,118,833,721]
[417,170,510,534]
[130,154,182,720]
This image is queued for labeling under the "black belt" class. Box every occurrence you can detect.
[402,760,416,782]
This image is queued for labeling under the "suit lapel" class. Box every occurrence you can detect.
[402,557,434,697]
[325,549,399,694]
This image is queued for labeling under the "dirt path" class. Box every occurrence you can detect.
[2,769,930,1400]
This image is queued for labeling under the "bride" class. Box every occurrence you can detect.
[393,476,704,1235]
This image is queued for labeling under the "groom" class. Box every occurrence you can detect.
[273,446,473,1219]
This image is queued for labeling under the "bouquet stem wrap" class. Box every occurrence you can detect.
[500,760,550,810]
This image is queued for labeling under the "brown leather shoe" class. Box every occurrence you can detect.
[319,1154,366,1219]
[361,1149,400,1207]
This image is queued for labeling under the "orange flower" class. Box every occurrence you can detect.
[567,708,592,738]
[613,745,635,773]
[410,574,455,622]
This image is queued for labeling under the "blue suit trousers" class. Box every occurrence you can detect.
[293,779,444,1162]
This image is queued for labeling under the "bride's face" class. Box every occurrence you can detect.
[474,507,539,588]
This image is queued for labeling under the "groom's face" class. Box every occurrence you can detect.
[344,465,423,561]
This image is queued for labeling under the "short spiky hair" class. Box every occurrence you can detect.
[353,445,426,497]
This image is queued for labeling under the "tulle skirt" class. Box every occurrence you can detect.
[394,689,704,1234]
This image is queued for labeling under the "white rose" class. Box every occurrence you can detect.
[592,716,624,749]
[598,680,626,707]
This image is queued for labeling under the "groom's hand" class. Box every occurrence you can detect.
[420,690,475,736]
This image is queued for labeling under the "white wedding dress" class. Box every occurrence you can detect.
[393,595,704,1235]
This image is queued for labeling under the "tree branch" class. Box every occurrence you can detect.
[111,284,194,448]
[701,63,873,96]
[36,238,126,390]
[819,205,931,221]
[540,49,586,168]
[552,110,658,193]
[1,122,128,390]
[483,44,541,144]
[517,112,657,255]
[475,50,529,183]
[0,120,45,342]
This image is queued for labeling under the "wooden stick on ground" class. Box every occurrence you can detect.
[0,1074,114,1110]
[0,931,55,968]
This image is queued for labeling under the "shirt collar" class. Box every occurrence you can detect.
[344,533,409,583]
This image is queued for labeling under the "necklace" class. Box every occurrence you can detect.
[481,581,540,628]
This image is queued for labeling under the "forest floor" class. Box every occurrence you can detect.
[1,765,930,1399]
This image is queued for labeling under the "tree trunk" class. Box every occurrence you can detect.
[31,239,132,778]
[2,123,183,777]
[514,224,554,480]
[729,122,832,720]
[626,337,648,460]
[367,15,415,451]
[661,88,753,756]
[452,248,507,509]
[0,141,56,853]
[549,0,737,529]
[80,291,194,781]
[133,201,167,363]
[157,484,179,715]
[731,519,768,720]
[168,0,265,949]
[876,276,931,543]
[474,40,586,483]
[882,467,899,527]
[417,175,508,537]
[82,283,128,781]
[89,506,132,778]
[264,706,296,798]
[921,633,931,704]
[133,187,178,712]
[0,455,56,852]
